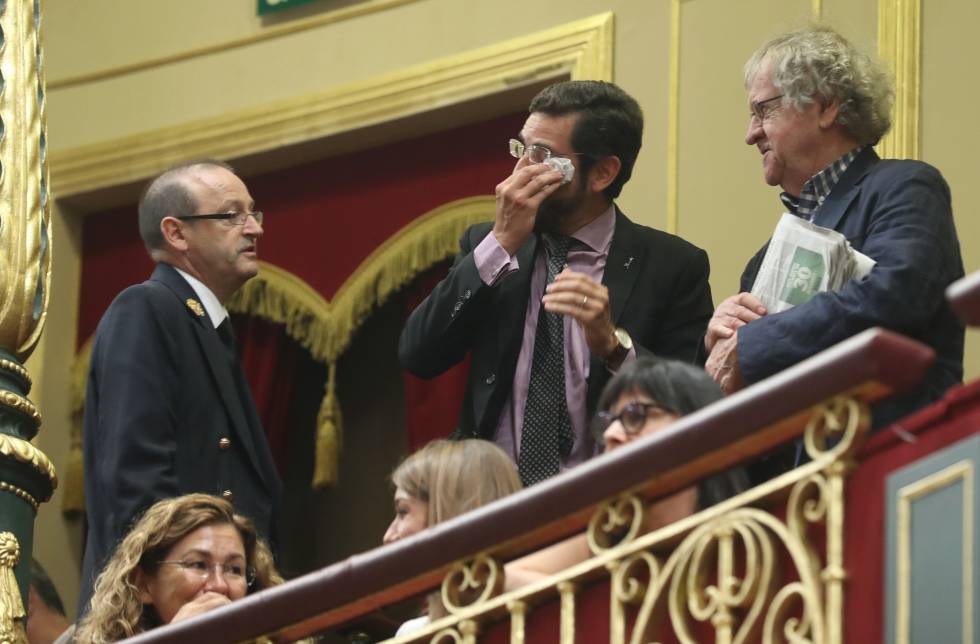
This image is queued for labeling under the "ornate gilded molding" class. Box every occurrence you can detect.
[0,360,31,392]
[0,434,57,491]
[48,0,424,90]
[877,0,921,159]
[0,482,38,512]
[49,13,614,198]
[0,392,41,430]
[0,0,51,362]
[0,532,27,644]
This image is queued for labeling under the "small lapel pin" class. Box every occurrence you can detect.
[623,256,634,270]
[186,298,206,317]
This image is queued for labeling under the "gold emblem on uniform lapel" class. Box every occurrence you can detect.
[186,298,206,318]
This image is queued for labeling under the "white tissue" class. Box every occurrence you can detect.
[544,157,575,185]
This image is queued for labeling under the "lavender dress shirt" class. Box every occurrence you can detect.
[471,205,634,470]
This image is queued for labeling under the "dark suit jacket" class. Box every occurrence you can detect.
[738,148,964,427]
[399,207,714,439]
[79,263,282,612]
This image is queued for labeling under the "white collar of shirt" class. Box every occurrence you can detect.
[173,267,229,329]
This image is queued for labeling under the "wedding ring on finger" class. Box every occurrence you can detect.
[581,295,589,307]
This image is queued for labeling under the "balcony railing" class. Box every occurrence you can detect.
[120,323,942,644]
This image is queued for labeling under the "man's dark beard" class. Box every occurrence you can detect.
[534,178,587,235]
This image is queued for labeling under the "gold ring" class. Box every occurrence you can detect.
[582,295,589,307]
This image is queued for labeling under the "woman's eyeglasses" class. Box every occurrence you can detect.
[157,558,257,586]
[594,402,667,435]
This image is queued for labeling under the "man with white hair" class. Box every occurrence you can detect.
[705,26,964,433]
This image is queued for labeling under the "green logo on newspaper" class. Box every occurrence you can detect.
[780,247,824,306]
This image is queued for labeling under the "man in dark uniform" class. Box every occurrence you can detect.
[78,160,281,613]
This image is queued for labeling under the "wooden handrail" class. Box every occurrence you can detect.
[126,327,934,643]
[946,269,980,326]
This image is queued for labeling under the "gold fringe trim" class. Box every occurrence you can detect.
[0,532,26,644]
[69,195,495,494]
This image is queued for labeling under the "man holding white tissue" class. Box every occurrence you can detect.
[704,26,964,434]
[400,80,713,486]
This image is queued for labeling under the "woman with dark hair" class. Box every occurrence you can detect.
[506,357,748,586]
[73,493,282,643]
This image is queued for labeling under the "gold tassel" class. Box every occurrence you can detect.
[312,362,342,489]
[0,532,27,644]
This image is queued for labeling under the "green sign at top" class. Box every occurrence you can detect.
[258,0,322,15]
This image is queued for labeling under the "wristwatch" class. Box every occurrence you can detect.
[605,327,633,370]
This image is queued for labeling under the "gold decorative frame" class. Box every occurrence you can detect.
[47,0,424,91]
[877,0,921,159]
[895,460,973,644]
[49,13,613,198]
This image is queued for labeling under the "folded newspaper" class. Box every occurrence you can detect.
[750,213,876,314]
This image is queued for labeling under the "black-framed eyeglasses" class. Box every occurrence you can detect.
[594,402,669,436]
[157,558,257,587]
[750,94,784,123]
[176,211,264,226]
[509,139,589,164]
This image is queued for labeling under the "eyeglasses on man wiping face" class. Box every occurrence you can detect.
[508,138,589,164]
[177,211,264,226]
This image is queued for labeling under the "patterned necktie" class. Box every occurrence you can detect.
[519,234,574,486]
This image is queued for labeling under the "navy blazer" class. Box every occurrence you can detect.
[738,148,964,427]
[79,263,281,612]
[399,207,714,439]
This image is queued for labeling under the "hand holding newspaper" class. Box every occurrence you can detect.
[750,213,876,314]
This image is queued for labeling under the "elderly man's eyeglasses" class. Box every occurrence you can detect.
[177,211,264,226]
[750,94,784,122]
[594,402,668,436]
[509,139,588,164]
[158,558,257,586]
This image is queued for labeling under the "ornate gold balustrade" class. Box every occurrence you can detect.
[127,327,935,644]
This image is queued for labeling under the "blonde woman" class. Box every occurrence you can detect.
[384,439,522,635]
[73,493,282,643]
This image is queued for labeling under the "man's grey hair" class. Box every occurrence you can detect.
[137,159,236,251]
[744,24,893,145]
